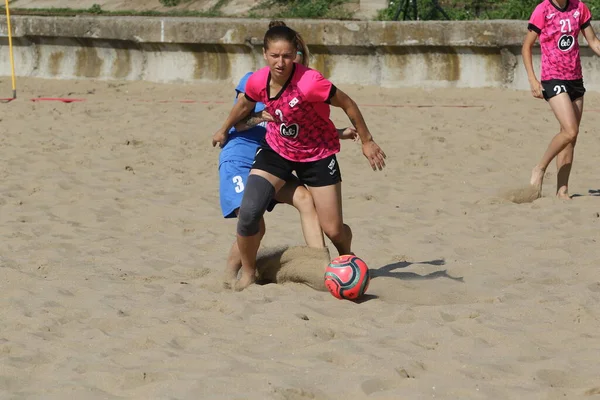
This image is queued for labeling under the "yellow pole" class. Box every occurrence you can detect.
[4,0,16,99]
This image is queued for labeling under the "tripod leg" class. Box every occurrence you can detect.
[395,0,412,20]
[405,0,414,20]
[431,0,450,19]
[393,0,406,20]
[412,0,418,20]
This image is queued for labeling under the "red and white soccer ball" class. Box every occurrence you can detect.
[324,254,370,300]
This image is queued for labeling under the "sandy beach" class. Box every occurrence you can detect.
[1,76,600,399]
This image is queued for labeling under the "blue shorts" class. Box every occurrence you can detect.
[219,160,278,218]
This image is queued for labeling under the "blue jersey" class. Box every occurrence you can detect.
[218,72,267,167]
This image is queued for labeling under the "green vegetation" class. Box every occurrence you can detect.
[248,0,354,20]
[159,0,181,6]
[377,0,600,21]
[2,0,356,20]
[4,0,596,20]
[1,3,224,17]
[88,3,103,14]
[2,0,229,17]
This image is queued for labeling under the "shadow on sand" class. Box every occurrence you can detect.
[253,247,462,303]
[571,189,600,198]
[371,259,463,282]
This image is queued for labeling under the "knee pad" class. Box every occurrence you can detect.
[237,175,275,236]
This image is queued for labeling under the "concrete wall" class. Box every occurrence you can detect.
[356,0,389,19]
[0,16,599,90]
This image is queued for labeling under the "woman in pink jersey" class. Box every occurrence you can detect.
[212,24,386,290]
[219,22,359,289]
[523,0,600,199]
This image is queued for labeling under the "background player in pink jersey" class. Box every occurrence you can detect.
[522,0,600,199]
[212,23,386,290]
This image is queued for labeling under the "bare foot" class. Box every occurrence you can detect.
[529,166,545,199]
[530,165,545,190]
[222,278,237,290]
[234,271,256,292]
[222,264,241,289]
[557,189,571,200]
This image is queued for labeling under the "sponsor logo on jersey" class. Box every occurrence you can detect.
[280,123,299,138]
[558,34,575,51]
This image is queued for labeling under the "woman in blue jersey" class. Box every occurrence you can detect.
[218,24,357,287]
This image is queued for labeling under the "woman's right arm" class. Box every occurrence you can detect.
[233,92,274,132]
[212,95,256,148]
[522,30,543,99]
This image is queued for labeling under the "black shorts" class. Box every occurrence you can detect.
[541,79,586,101]
[252,140,342,187]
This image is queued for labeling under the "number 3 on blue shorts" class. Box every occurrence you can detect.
[232,175,245,193]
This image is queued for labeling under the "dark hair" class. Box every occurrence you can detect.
[294,32,310,67]
[264,21,310,67]
[268,20,287,29]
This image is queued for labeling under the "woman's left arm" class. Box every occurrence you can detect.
[329,88,373,144]
[582,25,600,56]
[329,88,387,171]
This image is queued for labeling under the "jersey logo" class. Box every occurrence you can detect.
[280,123,299,138]
[275,107,299,138]
[558,34,575,51]
[573,10,580,18]
[546,13,555,19]
[289,97,299,108]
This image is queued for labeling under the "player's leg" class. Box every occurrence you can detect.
[219,161,253,286]
[235,144,291,291]
[224,209,242,287]
[224,209,266,288]
[296,155,352,256]
[555,95,584,199]
[530,88,579,194]
[307,182,352,256]
[236,169,285,290]
[275,177,326,248]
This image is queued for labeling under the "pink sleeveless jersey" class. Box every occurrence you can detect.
[528,0,592,81]
[244,64,339,162]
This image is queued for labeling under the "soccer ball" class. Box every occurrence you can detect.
[324,254,370,300]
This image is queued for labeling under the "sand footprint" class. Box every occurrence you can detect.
[312,327,336,341]
[495,185,542,204]
[587,282,600,293]
[8,350,53,369]
[410,338,439,351]
[272,387,321,400]
[584,387,600,395]
[361,377,409,396]
[316,347,370,368]
[536,368,584,388]
[115,370,173,391]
